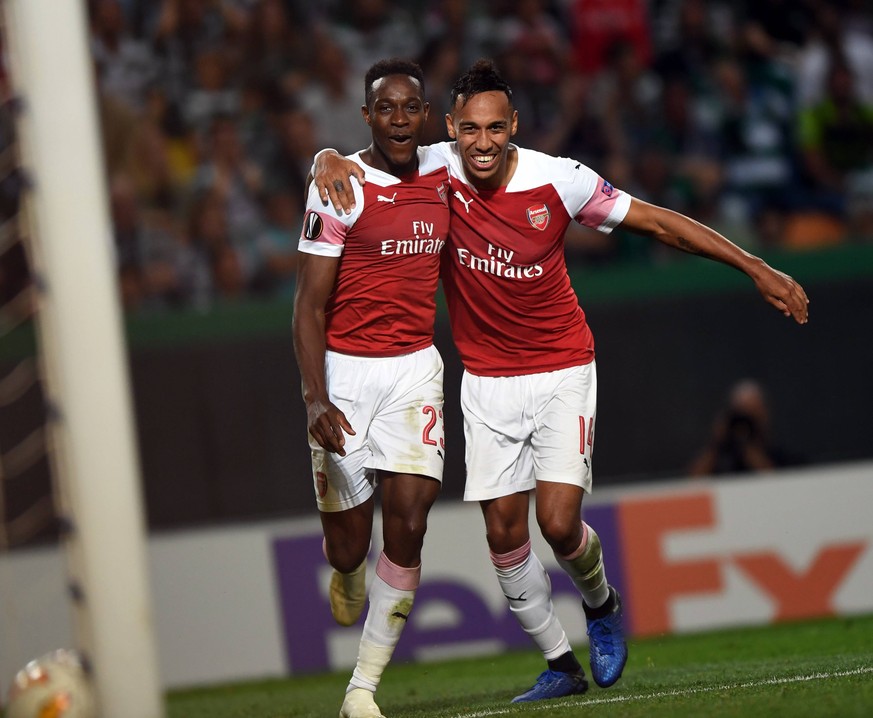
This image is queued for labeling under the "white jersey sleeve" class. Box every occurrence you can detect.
[516,151,631,234]
[298,156,366,257]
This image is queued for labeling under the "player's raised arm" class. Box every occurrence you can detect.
[312,150,366,215]
[620,198,810,324]
[292,251,356,455]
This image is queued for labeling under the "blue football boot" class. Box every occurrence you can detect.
[585,585,628,688]
[511,669,588,703]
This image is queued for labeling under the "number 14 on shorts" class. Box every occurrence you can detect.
[579,416,594,459]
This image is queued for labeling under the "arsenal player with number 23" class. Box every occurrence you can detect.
[293,59,450,718]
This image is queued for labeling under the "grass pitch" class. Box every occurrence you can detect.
[168,614,873,718]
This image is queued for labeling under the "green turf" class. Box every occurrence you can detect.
[166,614,873,718]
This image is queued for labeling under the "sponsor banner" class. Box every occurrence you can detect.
[274,465,873,674]
[2,464,871,688]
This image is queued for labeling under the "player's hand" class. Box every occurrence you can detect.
[313,151,366,215]
[751,263,809,324]
[306,399,356,456]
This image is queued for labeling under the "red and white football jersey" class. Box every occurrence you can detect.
[430,143,631,376]
[299,148,450,357]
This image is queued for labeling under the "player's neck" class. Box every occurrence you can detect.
[360,146,418,178]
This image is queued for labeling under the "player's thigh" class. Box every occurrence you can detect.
[368,345,446,482]
[380,471,442,525]
[309,351,381,513]
[461,372,535,502]
[309,443,375,513]
[531,362,597,493]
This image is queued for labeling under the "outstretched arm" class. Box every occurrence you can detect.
[292,251,356,455]
[620,198,809,324]
[311,149,367,215]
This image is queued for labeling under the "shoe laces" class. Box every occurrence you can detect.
[588,615,617,655]
[538,669,562,684]
[539,669,580,687]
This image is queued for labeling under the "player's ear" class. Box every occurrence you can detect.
[422,101,430,122]
[510,110,518,137]
[445,114,456,139]
[362,105,371,125]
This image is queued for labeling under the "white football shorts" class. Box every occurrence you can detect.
[461,361,597,502]
[311,344,445,512]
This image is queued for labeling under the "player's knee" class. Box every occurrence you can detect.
[325,539,369,573]
[538,517,581,555]
[384,514,428,551]
[485,522,530,555]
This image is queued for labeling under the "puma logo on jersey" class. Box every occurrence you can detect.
[377,192,397,204]
[454,190,474,213]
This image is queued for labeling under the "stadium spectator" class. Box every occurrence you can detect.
[109,173,187,311]
[533,71,608,164]
[794,57,873,242]
[492,0,568,132]
[711,56,796,246]
[182,45,240,133]
[149,0,251,113]
[794,1,873,108]
[181,189,244,309]
[637,76,723,226]
[327,0,421,77]
[417,35,464,145]
[688,379,803,476]
[566,0,652,76]
[314,58,809,705]
[190,114,265,261]
[126,85,190,211]
[96,73,140,179]
[261,98,319,202]
[89,0,158,112]
[297,37,373,155]
[653,0,733,92]
[737,0,812,63]
[420,0,500,69]
[293,59,450,718]
[589,38,661,160]
[251,189,301,299]
[241,0,312,95]
[652,0,734,160]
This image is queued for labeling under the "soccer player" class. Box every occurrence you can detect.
[293,58,450,718]
[313,59,809,704]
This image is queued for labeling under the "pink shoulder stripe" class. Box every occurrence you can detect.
[575,177,623,231]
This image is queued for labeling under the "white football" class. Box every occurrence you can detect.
[5,649,96,718]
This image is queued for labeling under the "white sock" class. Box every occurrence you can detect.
[491,540,571,661]
[555,522,610,609]
[348,552,419,693]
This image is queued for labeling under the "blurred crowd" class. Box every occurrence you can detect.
[5,0,873,313]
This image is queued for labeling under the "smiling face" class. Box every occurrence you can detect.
[362,74,428,175]
[446,90,518,189]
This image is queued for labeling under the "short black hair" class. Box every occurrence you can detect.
[364,58,426,107]
[450,58,513,109]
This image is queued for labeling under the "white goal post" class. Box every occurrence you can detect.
[3,1,164,716]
